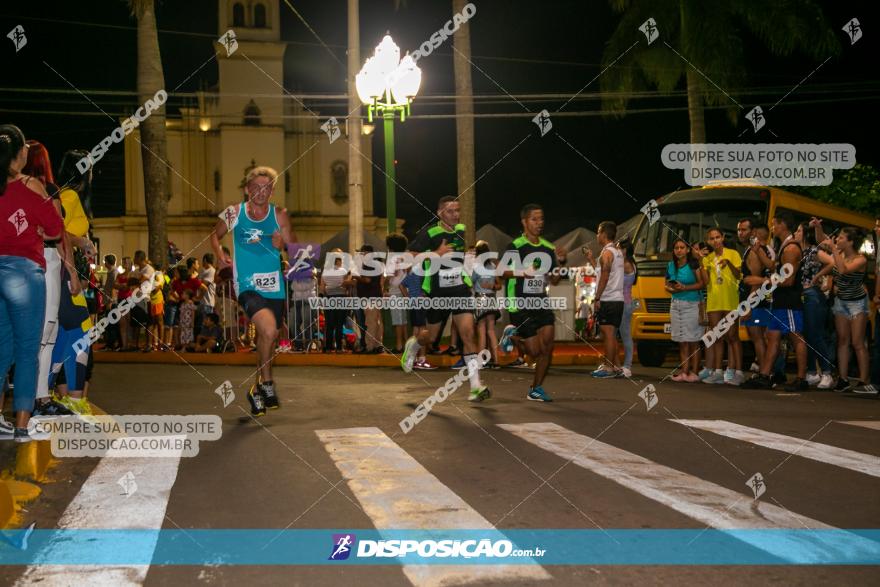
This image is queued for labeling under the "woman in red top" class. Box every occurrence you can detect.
[0,125,64,442]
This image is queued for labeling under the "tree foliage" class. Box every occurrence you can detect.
[799,163,880,216]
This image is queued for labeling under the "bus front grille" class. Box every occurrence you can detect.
[645,298,671,313]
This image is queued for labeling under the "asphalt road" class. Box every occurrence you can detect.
[4,361,880,586]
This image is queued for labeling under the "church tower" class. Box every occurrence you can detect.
[214,0,286,206]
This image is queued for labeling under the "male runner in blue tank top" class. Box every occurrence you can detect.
[211,166,295,416]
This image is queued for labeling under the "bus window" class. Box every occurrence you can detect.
[634,199,767,259]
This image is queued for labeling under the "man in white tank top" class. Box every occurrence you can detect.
[592,221,625,378]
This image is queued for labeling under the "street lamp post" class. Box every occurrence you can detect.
[356,34,421,234]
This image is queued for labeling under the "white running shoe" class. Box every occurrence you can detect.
[749,362,760,373]
[620,367,632,378]
[703,370,725,384]
[805,373,821,386]
[817,373,834,389]
[401,337,419,373]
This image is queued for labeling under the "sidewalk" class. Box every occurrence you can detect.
[93,343,617,367]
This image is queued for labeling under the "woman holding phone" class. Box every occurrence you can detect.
[666,238,706,382]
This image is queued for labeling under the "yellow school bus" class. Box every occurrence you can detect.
[629,182,877,367]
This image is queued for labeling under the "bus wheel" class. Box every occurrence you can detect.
[637,341,667,368]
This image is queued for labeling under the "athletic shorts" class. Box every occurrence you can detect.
[238,290,284,329]
[410,308,427,327]
[742,306,772,328]
[768,308,803,334]
[425,295,473,326]
[596,300,624,328]
[510,309,555,339]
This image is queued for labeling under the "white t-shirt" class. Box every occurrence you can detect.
[199,266,216,307]
[384,255,408,294]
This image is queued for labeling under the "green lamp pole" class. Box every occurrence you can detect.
[356,35,421,235]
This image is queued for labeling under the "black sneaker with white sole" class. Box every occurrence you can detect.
[14,427,32,443]
[833,377,853,393]
[247,384,267,417]
[32,399,74,417]
[260,381,280,410]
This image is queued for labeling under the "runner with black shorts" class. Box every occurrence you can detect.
[498,204,566,402]
[400,196,490,402]
[211,166,294,416]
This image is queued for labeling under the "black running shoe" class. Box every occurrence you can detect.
[247,384,267,417]
[741,374,771,389]
[770,372,787,388]
[32,399,74,417]
[14,427,32,444]
[783,378,809,392]
[260,381,280,410]
[833,377,852,393]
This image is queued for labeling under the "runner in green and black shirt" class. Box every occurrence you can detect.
[499,203,566,402]
[401,196,490,402]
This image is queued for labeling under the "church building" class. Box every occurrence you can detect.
[92,0,383,261]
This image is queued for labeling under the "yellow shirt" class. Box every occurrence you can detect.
[702,248,742,312]
[59,188,90,237]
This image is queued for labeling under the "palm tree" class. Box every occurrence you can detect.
[393,0,477,241]
[128,0,170,266]
[601,0,840,142]
[452,0,476,244]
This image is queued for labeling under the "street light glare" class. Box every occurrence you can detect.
[356,34,421,109]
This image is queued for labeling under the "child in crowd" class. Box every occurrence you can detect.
[178,289,196,348]
[186,312,223,353]
[148,262,167,351]
[666,238,706,382]
[50,240,93,415]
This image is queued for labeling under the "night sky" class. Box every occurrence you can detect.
[1,0,877,241]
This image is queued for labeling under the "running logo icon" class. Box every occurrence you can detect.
[532,110,552,137]
[7,209,28,236]
[215,380,235,408]
[638,384,658,411]
[640,199,660,226]
[218,29,238,56]
[243,228,263,244]
[7,25,26,52]
[842,18,862,45]
[118,471,138,498]
[746,472,766,499]
[639,18,659,45]
[321,118,341,143]
[328,533,356,560]
[746,105,765,132]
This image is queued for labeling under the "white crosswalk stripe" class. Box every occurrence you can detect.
[498,422,878,563]
[16,437,185,586]
[671,419,880,478]
[315,426,551,586]
[837,420,880,432]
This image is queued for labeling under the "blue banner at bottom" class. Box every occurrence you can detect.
[1,529,879,565]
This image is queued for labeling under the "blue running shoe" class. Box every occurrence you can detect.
[527,386,553,402]
[591,368,616,378]
[451,357,466,369]
[500,325,517,353]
